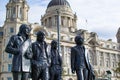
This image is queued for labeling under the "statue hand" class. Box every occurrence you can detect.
[72,69,75,74]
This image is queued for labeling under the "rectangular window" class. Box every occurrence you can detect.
[10,28,14,33]
[7,77,12,80]
[0,32,3,36]
[8,64,12,72]
[106,61,109,67]
[8,54,12,59]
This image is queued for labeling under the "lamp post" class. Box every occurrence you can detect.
[56,9,61,54]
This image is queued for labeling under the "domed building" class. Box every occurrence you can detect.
[0,0,120,80]
[41,0,77,33]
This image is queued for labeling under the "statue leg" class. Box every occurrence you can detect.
[76,68,84,80]
[56,70,62,80]
[13,72,21,80]
[50,70,55,80]
[42,68,49,80]
[83,68,88,80]
[21,72,29,80]
[31,66,40,80]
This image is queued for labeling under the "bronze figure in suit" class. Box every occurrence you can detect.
[49,40,62,80]
[29,31,50,80]
[71,35,95,80]
[5,24,31,80]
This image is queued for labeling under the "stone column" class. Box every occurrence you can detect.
[16,5,19,18]
[62,17,65,27]
[52,16,55,26]
[6,8,9,19]
[115,54,117,67]
[47,18,49,27]
[72,19,74,27]
[70,18,72,27]
[109,53,112,68]
[24,7,28,21]
[64,17,67,27]
[18,6,20,18]
[103,52,106,67]
[67,17,70,27]
[97,51,100,67]
[62,46,66,66]
[116,54,119,67]
[9,7,12,19]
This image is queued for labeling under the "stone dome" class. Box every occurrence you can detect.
[47,0,71,8]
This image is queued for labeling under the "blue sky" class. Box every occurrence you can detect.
[0,0,120,42]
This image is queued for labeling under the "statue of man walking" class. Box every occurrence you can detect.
[5,24,31,80]
[71,35,95,80]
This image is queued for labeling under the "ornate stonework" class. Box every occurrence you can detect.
[0,0,120,80]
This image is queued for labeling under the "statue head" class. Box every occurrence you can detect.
[36,31,45,42]
[18,24,31,37]
[75,35,84,45]
[51,40,58,49]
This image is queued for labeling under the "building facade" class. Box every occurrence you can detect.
[0,0,120,80]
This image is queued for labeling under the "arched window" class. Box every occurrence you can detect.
[100,52,104,66]
[61,16,64,26]
[48,17,52,27]
[55,15,57,26]
[105,53,110,67]
[67,17,70,27]
[20,7,22,19]
[12,7,16,18]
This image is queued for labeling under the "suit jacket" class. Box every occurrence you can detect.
[50,49,62,70]
[30,41,50,67]
[71,45,95,80]
[5,35,31,72]
[71,46,88,70]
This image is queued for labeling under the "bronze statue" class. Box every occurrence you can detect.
[5,24,31,80]
[30,31,50,80]
[49,40,62,80]
[71,35,95,80]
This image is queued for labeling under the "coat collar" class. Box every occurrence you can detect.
[18,36,24,42]
[35,41,44,49]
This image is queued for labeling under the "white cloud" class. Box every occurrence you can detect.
[68,0,120,42]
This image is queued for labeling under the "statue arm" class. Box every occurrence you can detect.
[58,53,62,67]
[45,43,51,66]
[5,35,19,55]
[24,44,33,59]
[71,47,75,71]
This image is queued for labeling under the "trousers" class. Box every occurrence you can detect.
[13,72,29,80]
[76,68,88,80]
[50,66,62,80]
[31,65,49,80]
